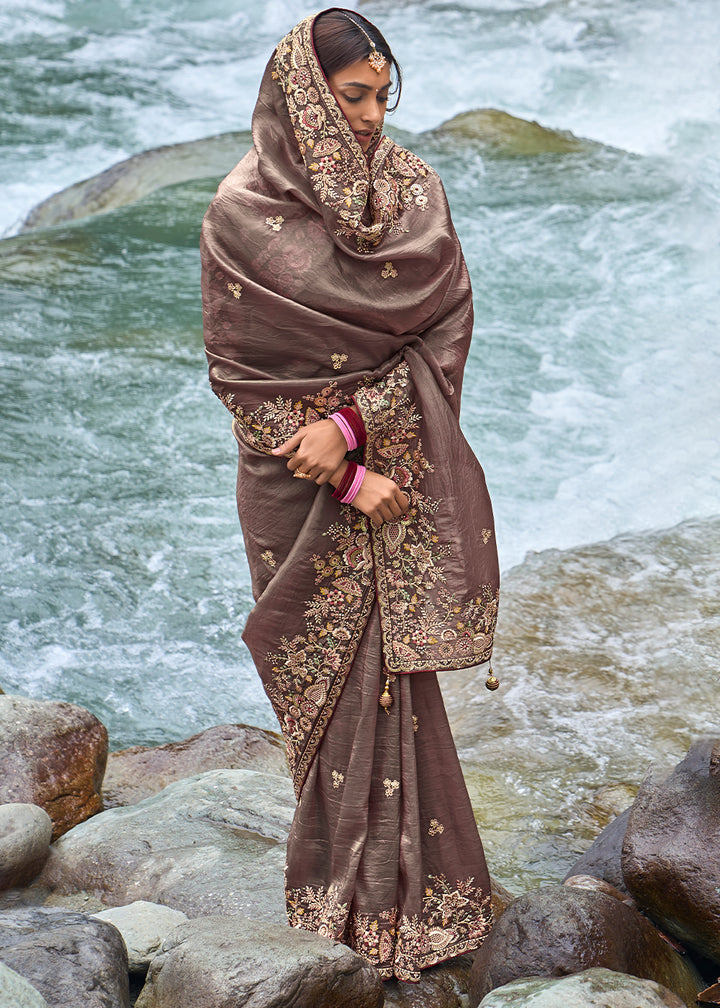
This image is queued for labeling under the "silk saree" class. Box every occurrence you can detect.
[200,11,499,982]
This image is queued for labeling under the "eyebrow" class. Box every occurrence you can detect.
[339,81,391,92]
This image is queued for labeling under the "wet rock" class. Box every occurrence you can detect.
[476,967,686,1007]
[91,901,189,973]
[0,906,129,1008]
[622,737,720,963]
[19,132,252,231]
[36,769,293,921]
[468,884,702,1008]
[383,954,472,1008]
[431,108,601,155]
[135,914,384,1008]
[563,807,632,892]
[0,803,53,891]
[0,695,107,840]
[0,962,50,1007]
[103,723,286,807]
[564,874,636,907]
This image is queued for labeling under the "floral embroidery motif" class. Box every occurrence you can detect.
[219,381,346,455]
[413,715,419,733]
[428,819,444,836]
[273,17,433,252]
[354,363,499,673]
[265,509,375,791]
[381,261,398,279]
[286,875,493,982]
[227,282,243,299]
[383,778,400,798]
[331,353,348,371]
[265,215,285,231]
[332,770,345,789]
[482,528,492,544]
[261,550,276,567]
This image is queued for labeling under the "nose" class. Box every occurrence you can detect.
[361,97,383,126]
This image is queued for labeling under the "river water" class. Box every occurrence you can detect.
[1,0,718,889]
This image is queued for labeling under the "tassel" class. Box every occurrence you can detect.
[379,675,393,711]
[485,664,500,691]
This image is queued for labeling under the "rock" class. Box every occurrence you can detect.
[0,804,53,891]
[36,769,294,921]
[622,737,720,963]
[563,808,632,892]
[0,962,50,1007]
[19,132,252,232]
[103,724,287,807]
[431,108,603,155]
[564,874,636,907]
[135,914,384,1008]
[0,906,129,1008]
[91,901,189,973]
[476,967,686,1007]
[383,954,473,1008]
[468,885,703,1008]
[0,695,107,840]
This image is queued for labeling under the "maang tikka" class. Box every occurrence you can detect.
[340,13,388,74]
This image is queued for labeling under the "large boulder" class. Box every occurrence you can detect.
[622,738,720,963]
[0,962,50,1007]
[102,724,286,807]
[91,901,189,973]
[383,955,473,1008]
[0,695,107,839]
[36,769,293,921]
[476,968,686,1007]
[468,885,703,1008]
[135,914,384,1008]
[0,804,53,891]
[0,906,129,1008]
[564,807,631,892]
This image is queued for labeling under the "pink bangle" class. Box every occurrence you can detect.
[341,464,366,504]
[329,412,358,451]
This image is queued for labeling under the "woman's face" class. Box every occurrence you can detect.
[327,57,392,151]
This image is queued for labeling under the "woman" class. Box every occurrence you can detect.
[200,7,500,983]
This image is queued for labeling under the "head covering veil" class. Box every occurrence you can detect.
[201,10,499,797]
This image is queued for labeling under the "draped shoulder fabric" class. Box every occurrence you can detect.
[200,13,499,801]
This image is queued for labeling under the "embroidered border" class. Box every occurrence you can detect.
[286,874,493,982]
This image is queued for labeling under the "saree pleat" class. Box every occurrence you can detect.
[285,606,493,982]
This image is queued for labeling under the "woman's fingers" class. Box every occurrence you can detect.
[272,429,303,458]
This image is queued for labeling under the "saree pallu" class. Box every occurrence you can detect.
[201,10,500,982]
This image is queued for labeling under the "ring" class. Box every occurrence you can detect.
[293,470,314,480]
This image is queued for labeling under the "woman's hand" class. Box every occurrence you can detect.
[351,469,410,526]
[273,419,348,484]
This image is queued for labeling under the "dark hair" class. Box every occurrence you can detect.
[312,8,402,112]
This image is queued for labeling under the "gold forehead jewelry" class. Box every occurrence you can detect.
[340,13,387,74]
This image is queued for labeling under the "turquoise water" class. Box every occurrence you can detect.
[1,1,718,884]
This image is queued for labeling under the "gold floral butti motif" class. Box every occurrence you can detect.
[331,353,348,371]
[354,363,499,673]
[287,875,492,982]
[273,17,432,252]
[428,819,444,836]
[227,282,242,299]
[381,261,398,279]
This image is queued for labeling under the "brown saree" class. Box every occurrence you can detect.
[200,11,499,982]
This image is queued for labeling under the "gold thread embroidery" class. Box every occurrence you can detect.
[383,778,400,798]
[331,353,348,370]
[286,875,493,982]
[482,528,492,544]
[354,363,499,673]
[331,770,345,789]
[227,282,243,299]
[265,215,285,231]
[260,550,276,567]
[412,715,419,733]
[273,18,433,253]
[381,261,398,279]
[428,818,444,836]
